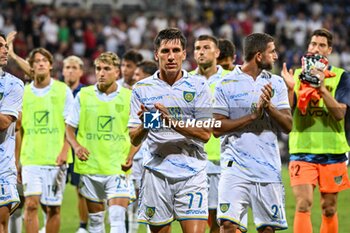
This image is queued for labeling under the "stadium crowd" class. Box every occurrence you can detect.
[1,1,350,233]
[1,0,350,84]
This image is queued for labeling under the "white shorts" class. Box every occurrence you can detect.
[79,174,130,203]
[130,158,144,190]
[217,172,288,232]
[128,176,137,203]
[207,173,220,209]
[22,165,67,206]
[0,171,20,213]
[138,169,208,226]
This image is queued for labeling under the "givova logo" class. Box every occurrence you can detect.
[97,116,114,132]
[34,111,49,126]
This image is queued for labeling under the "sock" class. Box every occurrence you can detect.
[109,205,126,233]
[88,211,105,233]
[127,203,139,233]
[320,213,338,233]
[8,207,22,233]
[41,210,47,230]
[294,211,312,233]
[79,221,88,229]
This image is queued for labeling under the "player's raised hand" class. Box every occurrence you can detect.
[281,62,295,90]
[6,31,16,57]
[260,83,273,107]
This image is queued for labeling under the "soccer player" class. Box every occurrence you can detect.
[128,60,157,233]
[190,34,230,233]
[132,60,158,83]
[66,52,134,233]
[15,47,74,233]
[7,33,86,233]
[129,28,212,233]
[118,49,143,89]
[0,33,24,233]
[213,33,292,233]
[62,55,88,233]
[217,39,236,71]
[281,28,350,233]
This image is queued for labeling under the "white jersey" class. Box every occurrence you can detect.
[128,70,212,179]
[0,72,24,177]
[133,141,148,160]
[213,66,290,182]
[192,65,228,86]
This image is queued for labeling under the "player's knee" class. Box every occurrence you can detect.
[0,211,9,225]
[220,220,237,231]
[25,199,39,213]
[46,206,60,217]
[258,225,274,233]
[296,198,312,212]
[88,211,105,233]
[322,205,337,217]
[108,205,126,227]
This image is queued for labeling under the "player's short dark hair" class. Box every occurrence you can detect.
[28,47,54,67]
[122,49,143,64]
[154,28,187,51]
[195,35,218,47]
[218,39,236,60]
[137,60,158,76]
[0,33,6,40]
[243,33,274,62]
[311,28,333,47]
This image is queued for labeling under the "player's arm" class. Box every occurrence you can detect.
[129,125,149,146]
[56,87,75,165]
[213,111,262,138]
[0,113,15,131]
[15,113,23,183]
[56,136,71,165]
[129,105,149,146]
[66,124,90,161]
[312,69,348,121]
[0,77,24,131]
[129,89,149,146]
[65,91,89,161]
[212,80,261,137]
[261,83,293,133]
[154,103,211,142]
[121,144,141,172]
[6,31,32,77]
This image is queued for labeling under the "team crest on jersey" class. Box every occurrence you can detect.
[0,92,3,101]
[334,175,343,185]
[220,203,230,213]
[145,206,156,218]
[183,91,195,103]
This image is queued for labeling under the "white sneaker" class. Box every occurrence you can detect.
[76,227,89,233]
[38,227,45,233]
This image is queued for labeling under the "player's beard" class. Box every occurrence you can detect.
[258,60,273,70]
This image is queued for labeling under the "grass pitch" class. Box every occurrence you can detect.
[56,166,350,232]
